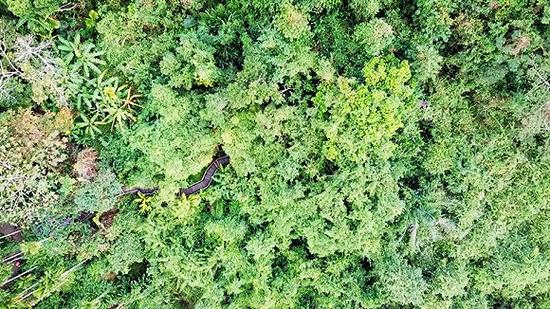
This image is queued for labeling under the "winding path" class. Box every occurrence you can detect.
[0,154,231,288]
[119,155,230,197]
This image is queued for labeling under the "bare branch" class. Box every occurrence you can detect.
[58,3,79,12]
[534,68,550,90]
[0,229,21,241]
[0,266,37,287]
[1,252,23,264]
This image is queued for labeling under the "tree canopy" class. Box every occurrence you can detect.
[0,0,549,308]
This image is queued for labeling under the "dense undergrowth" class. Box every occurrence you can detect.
[0,0,549,308]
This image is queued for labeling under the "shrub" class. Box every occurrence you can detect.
[4,0,64,35]
[73,169,122,214]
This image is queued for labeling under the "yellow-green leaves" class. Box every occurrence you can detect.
[20,241,43,256]
[363,57,388,87]
[363,56,412,96]
[318,57,412,164]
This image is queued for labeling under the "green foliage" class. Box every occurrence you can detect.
[159,33,220,89]
[275,2,310,40]
[73,169,122,214]
[74,112,103,138]
[1,0,549,308]
[4,0,64,35]
[353,19,394,57]
[57,37,141,139]
[318,56,412,163]
[58,33,105,78]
